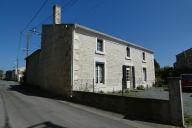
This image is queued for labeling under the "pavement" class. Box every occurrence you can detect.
[0,80,178,128]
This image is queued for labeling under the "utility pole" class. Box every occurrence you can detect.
[16,58,19,75]
[25,32,30,58]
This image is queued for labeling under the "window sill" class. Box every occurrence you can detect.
[125,56,132,60]
[142,60,147,63]
[95,50,105,55]
[95,83,105,86]
[142,81,147,84]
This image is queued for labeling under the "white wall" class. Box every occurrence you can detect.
[73,29,155,92]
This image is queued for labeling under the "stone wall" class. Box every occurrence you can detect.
[26,24,73,97]
[73,28,155,92]
[71,78,184,126]
[72,91,170,124]
[26,50,41,86]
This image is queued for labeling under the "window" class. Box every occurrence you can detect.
[126,47,130,57]
[96,38,104,52]
[143,68,147,81]
[96,62,105,84]
[142,52,146,61]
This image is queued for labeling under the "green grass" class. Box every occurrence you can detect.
[185,114,192,126]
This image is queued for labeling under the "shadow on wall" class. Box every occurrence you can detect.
[27,121,66,128]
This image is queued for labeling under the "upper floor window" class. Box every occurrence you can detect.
[142,52,146,61]
[126,47,130,57]
[96,38,104,52]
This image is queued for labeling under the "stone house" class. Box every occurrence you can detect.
[26,23,155,97]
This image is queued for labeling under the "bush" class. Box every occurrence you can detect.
[98,90,104,94]
[124,89,130,93]
[136,85,145,90]
[185,114,192,126]
[117,90,122,93]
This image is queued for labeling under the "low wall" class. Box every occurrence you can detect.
[71,78,184,126]
[72,91,171,124]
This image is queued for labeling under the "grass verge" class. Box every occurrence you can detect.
[185,114,192,126]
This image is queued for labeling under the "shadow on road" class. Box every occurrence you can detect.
[27,121,67,128]
[7,84,66,101]
[6,84,177,127]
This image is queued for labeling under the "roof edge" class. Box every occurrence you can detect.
[25,49,41,60]
[42,23,154,53]
[74,24,154,54]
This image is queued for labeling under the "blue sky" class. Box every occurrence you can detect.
[0,0,192,70]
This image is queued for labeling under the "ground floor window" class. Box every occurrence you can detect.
[96,62,105,84]
[143,67,147,81]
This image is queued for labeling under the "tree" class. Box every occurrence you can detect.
[154,59,160,72]
[0,70,3,80]
[157,66,175,84]
[154,59,160,78]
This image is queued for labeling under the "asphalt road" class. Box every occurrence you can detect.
[0,80,175,128]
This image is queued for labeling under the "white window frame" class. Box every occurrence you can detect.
[94,58,106,86]
[95,37,105,55]
[96,63,105,84]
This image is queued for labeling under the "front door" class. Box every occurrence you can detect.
[122,65,132,89]
[126,66,131,89]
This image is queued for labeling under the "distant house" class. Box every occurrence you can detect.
[26,5,155,97]
[5,70,16,81]
[5,67,25,82]
[174,48,192,69]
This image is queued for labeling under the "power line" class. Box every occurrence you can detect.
[22,0,49,32]
[33,0,80,30]
[16,0,49,67]
[16,0,80,65]
[17,32,23,59]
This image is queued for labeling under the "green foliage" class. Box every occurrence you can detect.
[185,114,192,126]
[136,85,145,90]
[173,67,192,77]
[118,90,122,93]
[154,80,164,87]
[98,90,104,94]
[154,59,160,72]
[156,66,174,84]
[0,69,3,80]
[157,66,192,85]
[124,89,130,93]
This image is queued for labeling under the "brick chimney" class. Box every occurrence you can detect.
[53,5,61,24]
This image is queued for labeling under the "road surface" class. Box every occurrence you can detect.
[0,80,175,128]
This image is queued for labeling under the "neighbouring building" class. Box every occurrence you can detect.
[16,67,25,82]
[5,67,25,82]
[26,5,155,97]
[174,48,192,69]
[5,70,17,81]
